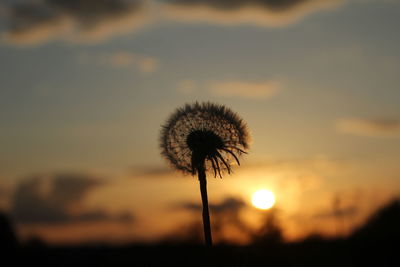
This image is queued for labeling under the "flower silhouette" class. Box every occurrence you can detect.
[160,102,250,247]
[160,102,250,178]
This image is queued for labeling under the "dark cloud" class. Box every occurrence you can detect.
[179,197,251,236]
[11,173,134,224]
[132,165,175,177]
[163,0,343,27]
[0,0,345,45]
[171,197,285,244]
[166,0,310,11]
[0,184,9,199]
[169,197,249,244]
[176,197,246,214]
[65,210,134,223]
[0,3,8,17]
[1,0,149,45]
[0,183,12,211]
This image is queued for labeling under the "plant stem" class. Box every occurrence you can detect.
[198,163,213,247]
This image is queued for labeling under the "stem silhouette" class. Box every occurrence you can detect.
[197,162,212,247]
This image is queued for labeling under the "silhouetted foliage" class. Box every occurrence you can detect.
[252,208,284,245]
[346,199,400,266]
[0,199,399,266]
[162,221,204,245]
[0,212,17,250]
[352,199,400,241]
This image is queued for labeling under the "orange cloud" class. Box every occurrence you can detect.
[335,118,400,137]
[137,56,159,73]
[176,80,198,94]
[208,80,281,99]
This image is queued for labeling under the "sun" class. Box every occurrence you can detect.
[251,189,276,210]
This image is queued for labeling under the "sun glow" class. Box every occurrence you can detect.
[251,189,276,210]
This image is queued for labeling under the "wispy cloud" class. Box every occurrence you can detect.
[137,56,159,73]
[335,118,400,137]
[176,79,198,94]
[209,80,281,99]
[132,155,342,180]
[104,51,137,67]
[132,166,174,177]
[162,0,344,27]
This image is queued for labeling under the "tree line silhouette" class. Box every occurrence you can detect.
[1,198,399,266]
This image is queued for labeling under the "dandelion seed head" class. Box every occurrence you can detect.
[160,102,250,176]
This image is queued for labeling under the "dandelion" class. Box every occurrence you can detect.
[160,102,250,246]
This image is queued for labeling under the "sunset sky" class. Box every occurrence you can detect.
[0,0,400,245]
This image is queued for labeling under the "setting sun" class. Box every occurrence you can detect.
[251,189,276,210]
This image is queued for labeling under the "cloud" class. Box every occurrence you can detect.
[0,0,150,46]
[0,0,346,46]
[0,3,8,17]
[10,173,134,224]
[175,197,246,214]
[162,0,344,27]
[105,51,137,67]
[62,209,134,223]
[137,55,159,73]
[0,182,13,211]
[132,155,342,180]
[171,197,251,243]
[335,118,400,137]
[176,79,197,94]
[173,197,285,244]
[132,165,174,177]
[209,80,281,99]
